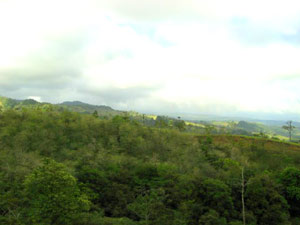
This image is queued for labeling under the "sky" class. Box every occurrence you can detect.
[1,0,300,120]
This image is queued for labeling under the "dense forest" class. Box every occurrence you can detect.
[0,107,300,225]
[1,96,299,140]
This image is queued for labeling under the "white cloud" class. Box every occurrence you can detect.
[27,96,42,102]
[1,0,300,117]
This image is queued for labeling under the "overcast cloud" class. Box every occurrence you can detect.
[1,0,300,119]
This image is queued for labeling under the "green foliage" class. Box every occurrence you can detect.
[245,173,290,225]
[128,189,166,225]
[77,163,135,217]
[279,167,300,216]
[198,178,234,220]
[173,119,186,131]
[0,107,299,224]
[0,172,23,225]
[23,158,90,225]
[198,210,227,225]
[93,110,99,118]
[155,116,169,128]
[99,217,138,225]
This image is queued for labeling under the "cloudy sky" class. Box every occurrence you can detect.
[1,0,300,119]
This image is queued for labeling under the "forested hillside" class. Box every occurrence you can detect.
[0,96,121,117]
[2,96,299,140]
[0,107,299,225]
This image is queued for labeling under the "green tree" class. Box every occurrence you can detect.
[0,171,23,225]
[155,116,169,128]
[23,159,90,225]
[93,110,99,118]
[198,209,227,225]
[282,121,295,141]
[245,173,290,225]
[128,189,165,225]
[173,119,186,131]
[279,167,300,217]
[198,178,234,220]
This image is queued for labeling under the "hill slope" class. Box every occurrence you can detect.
[58,100,122,116]
[0,96,121,117]
[0,108,299,224]
[1,96,298,140]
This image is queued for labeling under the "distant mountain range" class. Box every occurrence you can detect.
[1,96,299,140]
[0,96,122,117]
[58,100,122,116]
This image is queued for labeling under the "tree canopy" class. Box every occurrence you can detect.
[0,108,299,224]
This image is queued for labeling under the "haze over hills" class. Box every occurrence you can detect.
[1,95,299,141]
[161,111,300,124]
[2,95,298,124]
